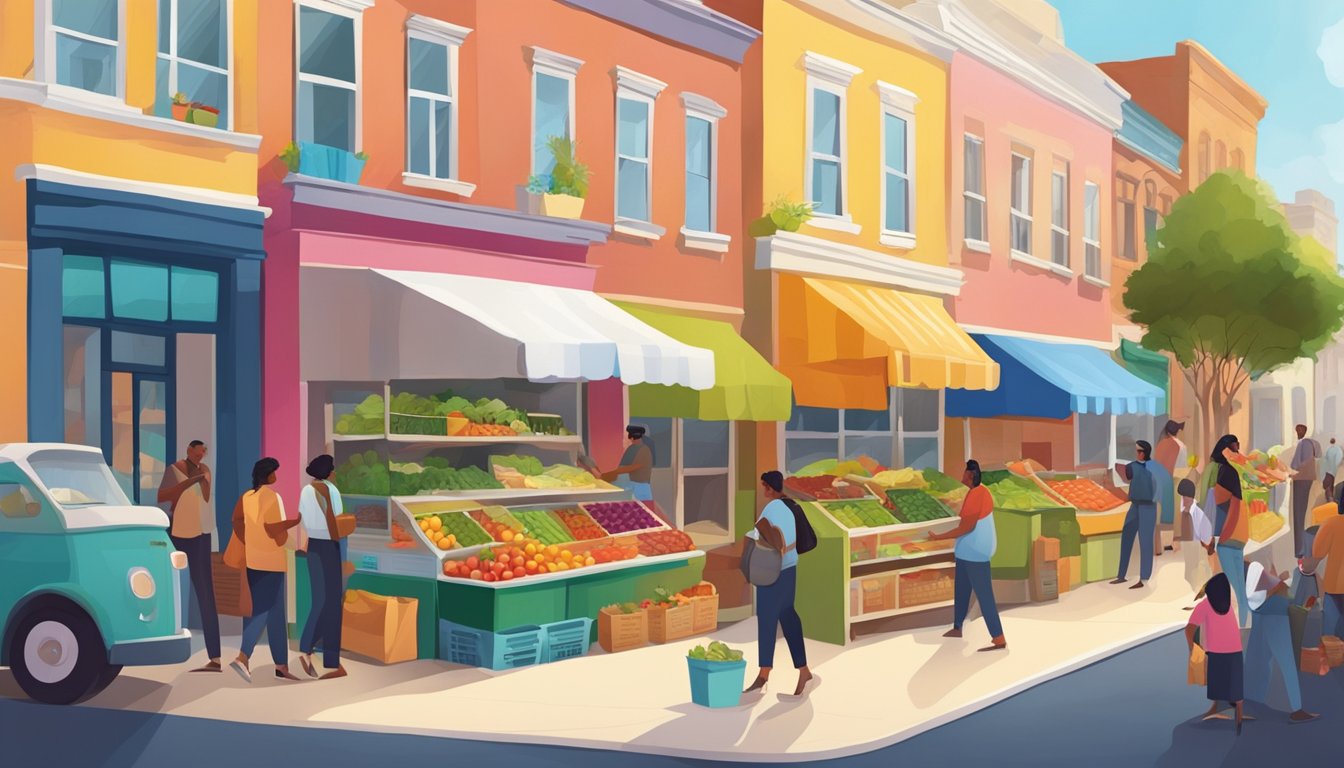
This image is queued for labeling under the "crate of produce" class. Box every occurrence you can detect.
[822,499,897,529]
[511,508,575,546]
[884,489,956,524]
[784,474,867,501]
[438,619,542,670]
[540,617,594,663]
[898,568,955,609]
[635,529,696,556]
[687,656,747,709]
[1043,477,1124,511]
[414,509,494,551]
[647,602,697,644]
[346,495,390,532]
[553,507,610,540]
[858,574,897,614]
[680,582,719,634]
[598,604,648,653]
[581,500,665,534]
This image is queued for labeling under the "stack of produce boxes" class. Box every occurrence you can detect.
[984,472,1078,604]
[1038,475,1125,587]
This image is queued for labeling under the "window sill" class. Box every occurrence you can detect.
[963,238,991,254]
[401,173,476,197]
[806,215,861,235]
[1009,249,1073,277]
[614,218,667,241]
[880,231,916,250]
[0,78,261,150]
[680,227,731,253]
[1082,274,1111,288]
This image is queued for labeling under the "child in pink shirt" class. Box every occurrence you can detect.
[1186,573,1246,733]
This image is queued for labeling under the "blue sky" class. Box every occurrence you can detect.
[1048,0,1344,258]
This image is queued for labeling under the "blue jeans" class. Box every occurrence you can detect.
[241,569,288,665]
[1118,502,1157,581]
[953,558,1003,638]
[755,566,807,669]
[1152,463,1175,525]
[616,479,654,501]
[1246,595,1303,711]
[300,539,343,669]
[1217,543,1251,627]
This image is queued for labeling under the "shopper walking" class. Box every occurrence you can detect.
[230,458,302,683]
[743,471,815,698]
[1310,496,1344,637]
[1153,420,1185,552]
[1112,441,1158,590]
[1209,435,1252,628]
[1322,437,1342,502]
[931,460,1006,652]
[1186,573,1248,734]
[157,439,221,673]
[298,455,348,680]
[1290,424,1321,557]
[1244,561,1319,723]
[1179,478,1214,599]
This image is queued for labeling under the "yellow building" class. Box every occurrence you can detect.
[0,0,265,515]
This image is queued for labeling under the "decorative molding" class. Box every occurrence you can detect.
[837,0,957,61]
[615,66,668,99]
[681,91,727,120]
[1010,249,1073,278]
[756,230,965,296]
[1082,274,1111,289]
[0,78,262,150]
[401,173,476,197]
[557,0,759,64]
[880,231,916,250]
[614,218,667,240]
[1116,100,1182,175]
[806,215,862,235]
[875,80,920,112]
[802,51,862,88]
[963,238,991,254]
[680,227,731,253]
[530,46,584,77]
[406,15,471,45]
[17,164,267,214]
[297,0,375,12]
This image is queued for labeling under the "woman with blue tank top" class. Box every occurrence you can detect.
[930,460,1006,652]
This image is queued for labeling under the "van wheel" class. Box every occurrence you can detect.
[8,605,110,705]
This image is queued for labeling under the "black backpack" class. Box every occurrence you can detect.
[780,496,818,555]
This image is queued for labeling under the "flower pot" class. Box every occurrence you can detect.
[188,106,219,128]
[171,103,189,121]
[298,141,337,179]
[343,155,367,185]
[687,657,746,708]
[541,193,584,219]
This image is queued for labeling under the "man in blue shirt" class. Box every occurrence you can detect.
[1113,440,1158,590]
[744,471,814,699]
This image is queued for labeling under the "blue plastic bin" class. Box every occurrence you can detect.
[439,620,541,670]
[687,657,746,708]
[540,617,593,663]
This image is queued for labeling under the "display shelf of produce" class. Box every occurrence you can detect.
[848,546,956,570]
[813,501,960,536]
[849,562,957,622]
[331,433,386,442]
[345,494,392,533]
[400,487,624,504]
[384,433,585,448]
[436,549,704,588]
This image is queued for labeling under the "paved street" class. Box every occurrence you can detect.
[3,631,1339,767]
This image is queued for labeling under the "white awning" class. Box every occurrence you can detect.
[300,266,714,389]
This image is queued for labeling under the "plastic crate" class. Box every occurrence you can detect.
[688,657,746,708]
[540,617,594,663]
[438,620,542,670]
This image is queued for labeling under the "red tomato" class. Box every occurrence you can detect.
[465,556,480,570]
[469,569,483,580]
[501,570,515,581]
[491,560,507,575]
[512,555,525,568]
[483,571,498,582]
[513,566,526,578]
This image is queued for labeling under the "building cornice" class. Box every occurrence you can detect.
[558,0,760,64]
[17,164,267,214]
[406,15,472,45]
[1116,101,1182,175]
[1181,40,1267,120]
[755,231,964,296]
[801,0,956,62]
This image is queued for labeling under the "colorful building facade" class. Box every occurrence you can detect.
[0,0,265,526]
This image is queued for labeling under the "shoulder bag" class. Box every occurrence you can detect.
[314,480,357,539]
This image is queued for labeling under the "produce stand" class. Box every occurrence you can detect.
[1033,473,1126,585]
[981,474,1078,602]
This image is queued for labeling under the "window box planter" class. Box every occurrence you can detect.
[541,192,584,219]
[298,142,366,184]
[171,102,190,122]
[187,105,219,128]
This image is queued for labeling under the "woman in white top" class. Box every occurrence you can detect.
[298,454,347,679]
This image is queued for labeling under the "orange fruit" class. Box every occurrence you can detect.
[436,537,453,550]
[525,560,538,573]
[524,543,538,556]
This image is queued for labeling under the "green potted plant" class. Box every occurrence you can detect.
[535,136,589,219]
[171,92,190,122]
[767,195,815,233]
[280,141,301,174]
[347,150,368,184]
[187,103,220,128]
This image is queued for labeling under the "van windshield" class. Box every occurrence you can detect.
[28,450,131,508]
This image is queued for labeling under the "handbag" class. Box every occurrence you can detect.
[739,537,783,587]
[222,531,246,570]
[1187,644,1207,686]
[314,481,357,539]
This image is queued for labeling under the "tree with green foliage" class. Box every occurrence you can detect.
[1124,171,1344,456]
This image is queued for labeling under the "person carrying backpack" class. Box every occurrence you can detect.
[742,471,817,699]
[931,460,1007,652]
[1112,440,1159,590]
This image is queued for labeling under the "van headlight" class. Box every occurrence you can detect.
[129,568,156,599]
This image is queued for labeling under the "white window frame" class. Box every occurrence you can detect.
[1010,150,1034,258]
[877,81,918,249]
[1050,160,1069,269]
[1075,412,1116,474]
[672,418,735,546]
[402,15,473,195]
[680,92,729,253]
[529,46,582,176]
[963,133,988,250]
[613,66,667,239]
[1083,180,1103,282]
[35,0,129,104]
[157,0,233,130]
[782,390,944,472]
[293,0,370,153]
[803,52,861,234]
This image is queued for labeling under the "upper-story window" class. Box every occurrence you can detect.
[1215,140,1227,171]
[1010,149,1034,255]
[1083,181,1101,279]
[530,47,582,176]
[156,0,229,128]
[404,16,470,185]
[1231,148,1245,172]
[614,67,666,227]
[878,81,917,246]
[803,53,861,225]
[1143,180,1160,252]
[682,93,726,237]
[1116,177,1138,261]
[296,1,367,153]
[42,0,124,98]
[1050,158,1069,268]
[963,134,986,244]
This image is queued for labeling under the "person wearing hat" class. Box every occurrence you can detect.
[597,424,656,502]
[1153,420,1186,553]
[1244,560,1319,722]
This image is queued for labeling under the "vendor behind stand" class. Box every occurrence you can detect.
[596,424,655,502]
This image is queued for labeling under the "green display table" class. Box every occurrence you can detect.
[990,507,1079,581]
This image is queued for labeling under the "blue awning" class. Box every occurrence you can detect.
[945,334,1163,420]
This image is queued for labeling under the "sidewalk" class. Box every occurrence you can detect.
[60,557,1198,763]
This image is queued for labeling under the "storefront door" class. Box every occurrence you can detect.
[107,370,172,504]
[643,417,734,545]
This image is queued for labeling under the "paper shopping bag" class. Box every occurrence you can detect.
[341,589,418,664]
[1187,645,1207,686]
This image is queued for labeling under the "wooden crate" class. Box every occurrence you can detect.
[682,582,720,634]
[647,603,696,644]
[597,606,647,653]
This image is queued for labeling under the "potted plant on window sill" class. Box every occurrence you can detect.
[289,142,368,184]
[187,103,220,128]
[767,195,815,234]
[171,92,190,122]
[525,136,590,219]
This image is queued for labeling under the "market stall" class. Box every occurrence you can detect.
[1033,472,1127,585]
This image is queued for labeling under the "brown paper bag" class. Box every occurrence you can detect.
[341,589,418,664]
[1187,645,1207,686]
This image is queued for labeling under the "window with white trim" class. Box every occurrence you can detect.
[803,53,859,221]
[784,389,943,473]
[684,114,716,232]
[614,68,665,225]
[963,134,986,242]
[156,0,229,127]
[530,47,581,176]
[879,83,916,237]
[1083,181,1101,278]
[405,18,470,181]
[296,2,361,152]
[45,0,123,97]
[1010,150,1033,255]
[1050,159,1069,267]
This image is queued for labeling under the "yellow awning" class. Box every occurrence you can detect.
[779,276,999,409]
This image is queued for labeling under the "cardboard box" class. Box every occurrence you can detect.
[1056,555,1082,592]
[647,603,696,644]
[682,582,720,634]
[1033,536,1061,563]
[598,606,647,653]
[342,589,418,664]
[1031,561,1059,603]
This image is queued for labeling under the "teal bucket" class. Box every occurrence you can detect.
[687,657,746,708]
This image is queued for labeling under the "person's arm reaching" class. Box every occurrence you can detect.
[157,463,200,505]
[930,490,986,542]
[199,464,211,504]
